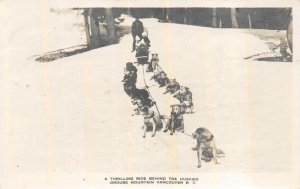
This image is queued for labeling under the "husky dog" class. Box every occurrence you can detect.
[122,62,137,83]
[151,71,170,87]
[141,107,163,138]
[173,86,194,113]
[163,105,185,135]
[164,79,180,94]
[146,53,159,72]
[192,127,225,168]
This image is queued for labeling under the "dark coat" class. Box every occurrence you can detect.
[131,19,144,36]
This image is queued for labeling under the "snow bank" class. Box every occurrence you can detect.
[0,3,85,60]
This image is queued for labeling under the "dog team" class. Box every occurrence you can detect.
[123,17,225,168]
[122,54,194,138]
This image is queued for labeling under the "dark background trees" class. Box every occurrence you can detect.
[81,8,292,49]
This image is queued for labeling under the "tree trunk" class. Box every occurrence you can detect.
[231,8,238,28]
[212,8,217,28]
[287,19,293,53]
[105,8,117,45]
[89,9,101,48]
[162,8,166,21]
[183,8,187,24]
[127,8,131,16]
[165,8,171,22]
[150,9,155,18]
[248,14,252,29]
[83,9,91,47]
[186,8,191,24]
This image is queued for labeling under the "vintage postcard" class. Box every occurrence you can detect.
[0,0,299,188]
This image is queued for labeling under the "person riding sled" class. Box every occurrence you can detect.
[135,36,149,64]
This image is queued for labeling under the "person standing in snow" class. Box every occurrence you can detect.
[131,17,144,52]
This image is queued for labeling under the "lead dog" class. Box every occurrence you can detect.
[192,127,224,168]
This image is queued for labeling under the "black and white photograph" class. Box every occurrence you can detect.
[0,1,299,189]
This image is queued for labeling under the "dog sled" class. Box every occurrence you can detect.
[136,55,148,65]
[135,43,149,65]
